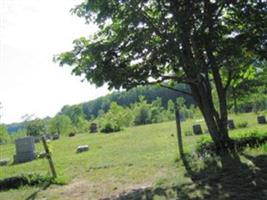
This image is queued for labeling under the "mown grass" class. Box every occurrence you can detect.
[0,112,266,200]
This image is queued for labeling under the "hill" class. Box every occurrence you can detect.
[6,84,193,133]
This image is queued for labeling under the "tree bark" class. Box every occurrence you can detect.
[189,79,232,154]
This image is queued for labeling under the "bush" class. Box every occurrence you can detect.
[0,174,53,191]
[237,121,248,128]
[26,119,47,137]
[196,130,267,156]
[100,122,121,133]
[0,125,10,144]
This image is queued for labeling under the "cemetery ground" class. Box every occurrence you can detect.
[1,112,267,200]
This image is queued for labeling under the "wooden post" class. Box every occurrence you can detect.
[41,136,57,178]
[175,105,184,157]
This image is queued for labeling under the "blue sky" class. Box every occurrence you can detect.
[0,0,109,124]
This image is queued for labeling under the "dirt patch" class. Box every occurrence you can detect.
[44,178,152,200]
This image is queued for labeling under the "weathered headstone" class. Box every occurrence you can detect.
[193,124,203,135]
[14,136,36,163]
[227,119,235,129]
[76,145,89,153]
[90,123,98,133]
[257,115,266,124]
[179,113,186,122]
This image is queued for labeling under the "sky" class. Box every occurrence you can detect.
[0,0,109,124]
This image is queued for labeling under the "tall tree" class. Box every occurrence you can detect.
[48,115,72,135]
[26,119,47,137]
[57,0,266,152]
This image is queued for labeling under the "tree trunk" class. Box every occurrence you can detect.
[189,80,233,154]
[233,89,238,114]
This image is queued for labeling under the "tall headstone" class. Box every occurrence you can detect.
[257,115,266,124]
[193,124,203,135]
[14,136,36,163]
[90,123,98,133]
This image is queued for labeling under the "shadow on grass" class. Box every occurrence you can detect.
[25,182,51,200]
[104,152,267,200]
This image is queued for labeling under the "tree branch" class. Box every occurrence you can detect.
[160,84,192,96]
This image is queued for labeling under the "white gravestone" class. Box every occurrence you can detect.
[14,136,36,163]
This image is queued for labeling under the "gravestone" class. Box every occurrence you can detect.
[257,115,266,124]
[90,123,98,133]
[76,145,89,153]
[228,119,235,129]
[52,134,60,140]
[193,124,203,135]
[14,136,36,163]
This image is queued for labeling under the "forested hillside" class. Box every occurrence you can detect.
[59,84,194,120]
[6,84,193,133]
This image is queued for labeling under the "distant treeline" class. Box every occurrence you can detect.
[59,84,194,120]
[6,85,193,133]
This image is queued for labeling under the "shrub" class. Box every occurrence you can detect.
[196,130,267,156]
[0,174,53,191]
[100,122,121,133]
[184,129,193,136]
[0,125,10,144]
[237,121,248,128]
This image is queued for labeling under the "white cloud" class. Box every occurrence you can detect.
[0,0,109,124]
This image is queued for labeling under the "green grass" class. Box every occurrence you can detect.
[0,112,267,199]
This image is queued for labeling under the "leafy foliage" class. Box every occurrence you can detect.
[48,115,72,135]
[0,124,9,144]
[56,0,266,147]
[60,84,193,120]
[26,119,47,137]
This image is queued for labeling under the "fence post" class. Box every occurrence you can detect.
[175,104,184,157]
[41,136,57,178]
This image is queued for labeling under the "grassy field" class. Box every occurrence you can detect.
[0,112,267,200]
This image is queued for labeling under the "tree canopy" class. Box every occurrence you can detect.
[57,0,266,152]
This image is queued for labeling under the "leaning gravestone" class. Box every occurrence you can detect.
[14,136,36,163]
[193,124,203,135]
[257,115,266,124]
[228,119,235,129]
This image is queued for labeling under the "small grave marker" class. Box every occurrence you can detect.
[76,145,89,153]
[52,134,60,140]
[228,119,235,129]
[257,116,266,124]
[193,124,203,135]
